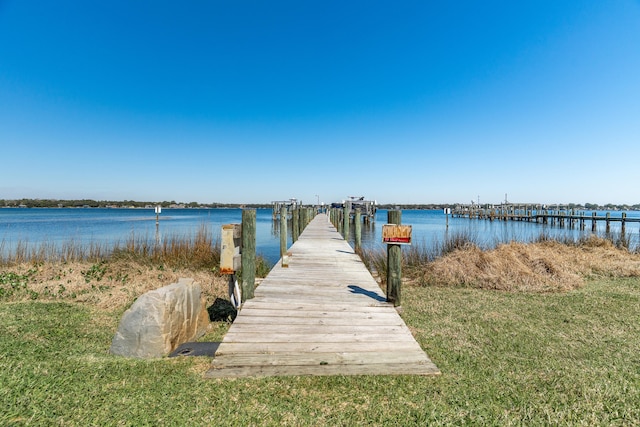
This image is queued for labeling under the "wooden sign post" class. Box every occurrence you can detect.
[383,211,411,307]
[220,223,242,308]
[241,209,256,303]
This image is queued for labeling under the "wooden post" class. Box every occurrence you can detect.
[622,212,627,234]
[606,212,611,233]
[592,212,597,232]
[343,204,350,239]
[299,207,305,236]
[280,206,287,258]
[299,208,305,236]
[241,209,256,302]
[292,207,299,243]
[386,210,402,307]
[355,209,362,251]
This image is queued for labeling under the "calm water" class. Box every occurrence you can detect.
[1,208,639,265]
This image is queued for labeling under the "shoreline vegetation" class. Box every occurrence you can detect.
[2,197,640,211]
[2,228,638,301]
[2,229,639,423]
[360,231,640,293]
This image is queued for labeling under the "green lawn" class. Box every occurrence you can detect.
[1,278,639,426]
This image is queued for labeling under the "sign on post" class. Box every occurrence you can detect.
[220,223,242,308]
[382,224,412,245]
[220,224,242,274]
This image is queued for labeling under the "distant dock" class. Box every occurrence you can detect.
[451,204,640,233]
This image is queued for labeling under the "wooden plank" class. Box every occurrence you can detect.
[240,301,395,312]
[204,362,441,378]
[236,304,398,319]
[219,332,418,344]
[234,313,402,324]
[249,294,387,304]
[215,341,423,353]
[212,351,431,367]
[227,324,411,335]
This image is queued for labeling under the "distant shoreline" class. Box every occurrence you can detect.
[2,202,639,211]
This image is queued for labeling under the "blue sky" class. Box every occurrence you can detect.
[1,1,639,205]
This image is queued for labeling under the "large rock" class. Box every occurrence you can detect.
[110,278,210,358]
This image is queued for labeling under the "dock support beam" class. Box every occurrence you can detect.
[343,204,350,240]
[292,207,299,243]
[241,209,256,302]
[280,206,287,258]
[355,209,362,251]
[386,210,402,307]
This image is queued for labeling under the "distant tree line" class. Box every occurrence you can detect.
[1,199,639,211]
[0,199,272,209]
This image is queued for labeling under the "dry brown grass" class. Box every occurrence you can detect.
[1,224,221,269]
[0,225,233,311]
[2,259,228,311]
[417,236,640,292]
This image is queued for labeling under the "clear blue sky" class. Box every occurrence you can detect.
[1,1,639,205]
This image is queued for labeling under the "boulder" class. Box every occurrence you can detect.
[110,278,210,358]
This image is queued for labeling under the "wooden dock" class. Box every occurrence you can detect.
[205,213,440,378]
[452,204,639,232]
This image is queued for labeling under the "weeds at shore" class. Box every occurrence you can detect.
[360,232,640,292]
[1,224,222,270]
[0,225,273,310]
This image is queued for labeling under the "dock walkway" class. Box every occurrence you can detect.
[205,213,440,378]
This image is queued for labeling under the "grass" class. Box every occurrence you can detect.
[1,277,639,425]
[1,233,639,424]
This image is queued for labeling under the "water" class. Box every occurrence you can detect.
[2,208,639,265]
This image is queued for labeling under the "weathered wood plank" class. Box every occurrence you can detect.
[204,362,441,378]
[222,332,418,344]
[227,324,412,335]
[239,307,392,316]
[212,351,431,367]
[240,301,394,312]
[234,314,402,325]
[214,341,423,353]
